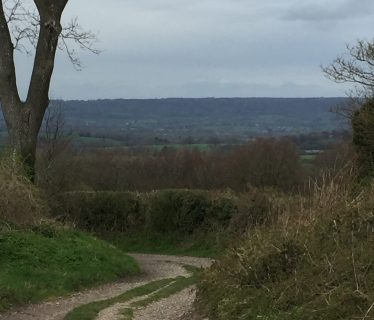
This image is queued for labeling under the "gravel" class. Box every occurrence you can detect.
[0,254,211,320]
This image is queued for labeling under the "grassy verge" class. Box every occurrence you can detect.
[65,266,199,320]
[0,226,139,312]
[196,179,374,320]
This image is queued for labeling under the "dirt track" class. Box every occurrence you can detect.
[0,254,210,320]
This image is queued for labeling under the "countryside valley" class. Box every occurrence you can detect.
[1,1,374,319]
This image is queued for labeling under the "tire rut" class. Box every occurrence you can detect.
[0,254,211,320]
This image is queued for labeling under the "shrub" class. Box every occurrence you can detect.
[59,191,143,232]
[352,98,374,178]
[229,189,278,233]
[197,174,374,320]
[227,138,303,192]
[206,191,238,227]
[145,189,210,234]
[0,156,47,226]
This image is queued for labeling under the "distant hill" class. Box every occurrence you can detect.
[0,97,351,146]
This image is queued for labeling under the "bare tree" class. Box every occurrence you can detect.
[0,0,97,178]
[39,100,71,168]
[324,40,374,177]
[323,39,374,99]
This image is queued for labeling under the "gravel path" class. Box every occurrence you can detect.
[0,254,211,320]
[132,286,197,320]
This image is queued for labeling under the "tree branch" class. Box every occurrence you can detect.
[322,40,374,98]
[26,0,68,118]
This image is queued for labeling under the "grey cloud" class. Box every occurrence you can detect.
[283,0,374,22]
[14,0,374,99]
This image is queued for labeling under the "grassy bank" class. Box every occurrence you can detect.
[0,226,139,312]
[196,176,374,319]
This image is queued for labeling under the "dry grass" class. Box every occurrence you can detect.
[197,166,374,319]
[0,156,48,227]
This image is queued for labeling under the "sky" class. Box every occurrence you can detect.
[13,0,374,99]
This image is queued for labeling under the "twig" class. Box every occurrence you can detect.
[362,301,374,320]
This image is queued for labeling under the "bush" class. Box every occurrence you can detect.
[206,191,238,227]
[197,175,374,320]
[145,189,210,234]
[229,190,273,232]
[0,156,47,226]
[352,98,374,178]
[59,191,143,232]
[227,138,303,192]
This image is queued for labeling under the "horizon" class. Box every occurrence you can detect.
[57,96,347,102]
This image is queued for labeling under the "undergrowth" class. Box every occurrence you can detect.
[104,230,228,258]
[197,172,374,319]
[0,156,47,225]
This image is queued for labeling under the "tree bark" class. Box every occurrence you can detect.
[0,0,68,179]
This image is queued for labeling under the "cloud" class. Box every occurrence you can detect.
[14,0,374,99]
[283,0,374,22]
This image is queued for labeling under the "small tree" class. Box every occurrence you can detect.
[351,98,374,176]
[0,0,97,178]
[323,39,374,177]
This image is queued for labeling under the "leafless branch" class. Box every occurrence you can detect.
[59,17,100,70]
[322,40,374,98]
[3,0,99,67]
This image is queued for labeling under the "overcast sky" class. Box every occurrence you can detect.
[14,0,374,99]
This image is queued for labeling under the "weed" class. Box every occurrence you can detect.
[197,172,374,319]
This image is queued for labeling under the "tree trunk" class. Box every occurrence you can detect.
[2,101,45,180]
[0,0,68,181]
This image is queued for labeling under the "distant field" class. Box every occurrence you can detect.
[133,143,223,151]
[300,154,317,161]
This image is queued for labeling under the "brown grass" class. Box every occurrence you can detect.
[0,156,48,227]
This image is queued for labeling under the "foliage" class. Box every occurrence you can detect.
[0,225,139,312]
[41,137,307,193]
[227,138,303,191]
[228,189,279,233]
[105,230,226,258]
[58,188,283,239]
[145,189,210,234]
[59,191,142,232]
[197,172,374,320]
[352,98,374,177]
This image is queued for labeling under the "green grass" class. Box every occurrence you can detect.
[300,154,316,161]
[65,266,199,320]
[119,308,133,320]
[0,226,139,312]
[103,231,223,258]
[131,266,198,308]
[64,278,176,320]
[139,143,215,151]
